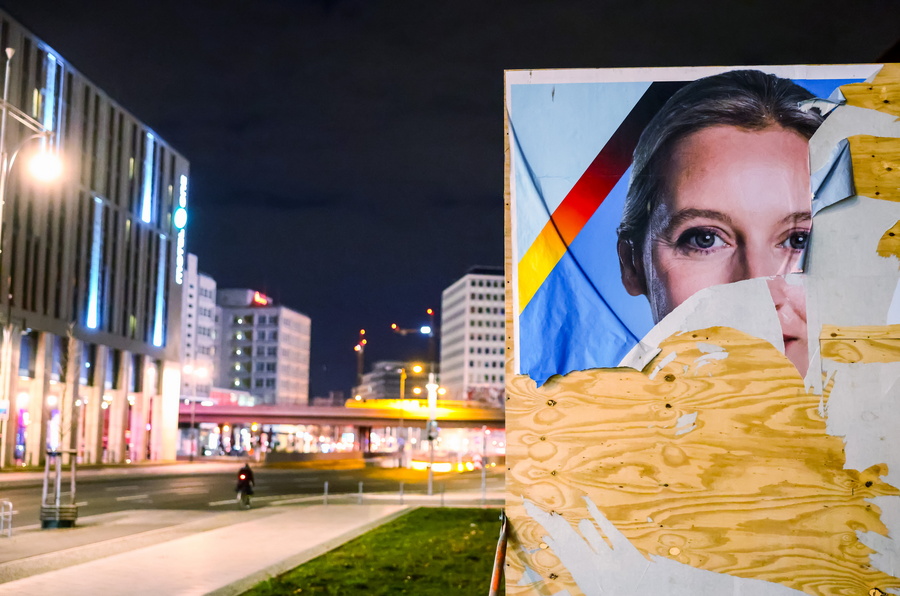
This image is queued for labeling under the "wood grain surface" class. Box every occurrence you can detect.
[507,327,899,595]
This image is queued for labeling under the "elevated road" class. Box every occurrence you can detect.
[179,400,505,429]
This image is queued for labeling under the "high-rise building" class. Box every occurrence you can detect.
[181,253,216,399]
[439,266,505,406]
[216,289,310,406]
[0,10,189,467]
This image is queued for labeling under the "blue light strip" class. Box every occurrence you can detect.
[42,55,57,132]
[152,234,167,347]
[141,133,155,223]
[86,198,103,329]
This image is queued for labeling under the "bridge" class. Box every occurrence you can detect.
[178,399,505,429]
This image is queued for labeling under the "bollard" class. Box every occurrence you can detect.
[324,481,329,506]
[399,482,404,505]
[440,483,445,507]
[358,481,363,504]
[481,464,487,504]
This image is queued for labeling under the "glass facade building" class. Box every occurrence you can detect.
[0,10,188,467]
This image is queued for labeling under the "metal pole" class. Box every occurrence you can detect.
[323,481,329,506]
[488,511,508,596]
[357,481,363,504]
[481,426,487,504]
[55,454,61,507]
[426,372,437,496]
[398,368,406,468]
[69,450,76,505]
[0,50,13,472]
[189,398,196,463]
[427,437,434,496]
[0,49,15,254]
[399,481,403,505]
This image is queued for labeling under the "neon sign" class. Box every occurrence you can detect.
[175,175,188,285]
[253,291,269,305]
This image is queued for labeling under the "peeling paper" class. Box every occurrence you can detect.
[647,351,677,380]
[808,105,900,175]
[694,350,728,371]
[858,495,900,587]
[822,360,900,486]
[523,498,804,596]
[516,564,545,586]
[674,412,698,435]
[619,278,783,370]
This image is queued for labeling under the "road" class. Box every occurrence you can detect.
[0,464,504,526]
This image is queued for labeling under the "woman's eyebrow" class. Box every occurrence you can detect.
[779,211,812,225]
[665,208,734,232]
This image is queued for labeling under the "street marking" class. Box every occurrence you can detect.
[116,494,150,501]
[159,487,209,495]
[269,495,326,506]
[170,480,210,488]
[208,494,306,507]
[208,498,240,506]
[105,485,141,492]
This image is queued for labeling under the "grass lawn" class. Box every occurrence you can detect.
[245,507,505,595]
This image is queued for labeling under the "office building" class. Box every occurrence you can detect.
[439,266,505,406]
[0,10,189,467]
[352,360,429,401]
[216,289,310,406]
[180,253,216,399]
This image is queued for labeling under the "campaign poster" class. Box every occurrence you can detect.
[505,64,900,595]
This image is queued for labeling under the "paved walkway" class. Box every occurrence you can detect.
[0,488,505,595]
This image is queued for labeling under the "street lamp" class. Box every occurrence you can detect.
[0,47,64,470]
[396,363,424,468]
[391,308,437,375]
[183,364,209,462]
[354,329,366,386]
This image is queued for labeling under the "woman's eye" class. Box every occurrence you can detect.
[678,229,725,251]
[782,230,810,250]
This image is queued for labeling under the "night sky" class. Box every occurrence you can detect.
[0,0,896,398]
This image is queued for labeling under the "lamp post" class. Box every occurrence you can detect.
[354,329,366,386]
[182,364,209,463]
[0,47,63,470]
[396,363,423,468]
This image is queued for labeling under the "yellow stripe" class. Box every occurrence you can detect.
[518,225,568,314]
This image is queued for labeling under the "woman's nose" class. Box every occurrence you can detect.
[734,245,797,281]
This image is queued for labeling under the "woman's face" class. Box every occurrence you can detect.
[623,124,811,374]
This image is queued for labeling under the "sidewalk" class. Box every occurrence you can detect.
[0,488,506,595]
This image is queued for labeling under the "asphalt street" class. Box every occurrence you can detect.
[0,464,503,527]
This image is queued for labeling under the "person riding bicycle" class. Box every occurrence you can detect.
[236,463,255,495]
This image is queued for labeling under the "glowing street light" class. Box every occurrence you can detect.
[0,48,65,470]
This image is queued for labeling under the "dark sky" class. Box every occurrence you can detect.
[0,0,896,398]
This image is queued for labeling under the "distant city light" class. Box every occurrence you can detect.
[420,326,431,334]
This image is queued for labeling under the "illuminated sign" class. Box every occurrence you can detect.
[252,291,269,306]
[173,208,187,229]
[174,175,188,285]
